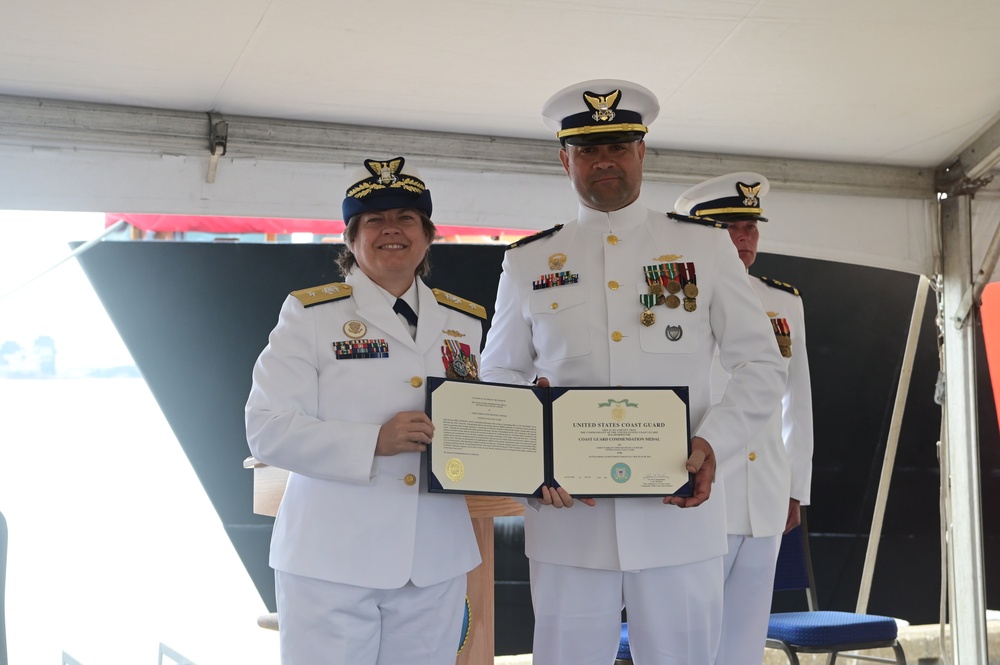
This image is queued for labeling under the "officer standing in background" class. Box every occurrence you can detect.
[245,157,484,665]
[479,80,787,665]
[673,172,814,665]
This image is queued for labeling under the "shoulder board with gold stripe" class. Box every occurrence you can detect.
[291,282,353,307]
[507,224,564,250]
[432,288,487,320]
[756,275,801,297]
[666,212,728,229]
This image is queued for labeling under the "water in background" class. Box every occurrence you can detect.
[0,211,279,663]
[0,377,279,664]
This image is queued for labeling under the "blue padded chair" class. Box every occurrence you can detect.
[615,622,630,663]
[767,521,905,664]
[615,514,906,665]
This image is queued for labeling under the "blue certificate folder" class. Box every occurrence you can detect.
[426,377,692,499]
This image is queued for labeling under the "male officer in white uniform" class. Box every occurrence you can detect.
[246,157,484,665]
[479,80,787,665]
[674,172,814,664]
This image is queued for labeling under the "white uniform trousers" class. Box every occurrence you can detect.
[529,557,723,665]
[275,570,467,665]
[715,534,782,665]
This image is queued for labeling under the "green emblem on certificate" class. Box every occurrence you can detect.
[446,458,465,481]
[611,463,632,483]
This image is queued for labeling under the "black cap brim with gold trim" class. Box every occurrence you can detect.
[542,79,659,146]
[342,157,433,221]
[673,171,770,223]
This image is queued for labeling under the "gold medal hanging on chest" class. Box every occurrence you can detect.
[642,264,667,307]
[664,262,682,294]
[677,261,698,311]
[639,294,657,327]
[648,282,665,306]
[772,317,793,358]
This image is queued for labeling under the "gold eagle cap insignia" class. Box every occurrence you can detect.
[583,89,620,122]
[738,181,762,207]
[364,157,404,185]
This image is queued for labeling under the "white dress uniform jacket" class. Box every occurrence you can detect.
[713,275,814,536]
[246,268,482,589]
[480,199,787,571]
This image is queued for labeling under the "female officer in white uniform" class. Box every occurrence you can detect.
[246,157,484,665]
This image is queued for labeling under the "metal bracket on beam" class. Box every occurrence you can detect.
[936,109,1000,197]
[935,163,994,199]
[207,111,228,183]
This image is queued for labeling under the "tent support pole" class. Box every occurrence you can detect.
[938,192,988,665]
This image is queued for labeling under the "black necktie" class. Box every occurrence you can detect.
[393,298,419,328]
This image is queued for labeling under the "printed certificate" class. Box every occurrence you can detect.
[427,378,691,498]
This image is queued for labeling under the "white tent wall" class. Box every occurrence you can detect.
[0,94,942,279]
[0,142,939,275]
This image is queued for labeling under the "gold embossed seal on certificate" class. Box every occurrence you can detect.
[446,458,465,482]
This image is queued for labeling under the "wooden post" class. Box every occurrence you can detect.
[459,497,524,664]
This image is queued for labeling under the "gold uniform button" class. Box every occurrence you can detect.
[404,474,417,486]
[607,235,619,245]
[608,280,620,290]
[410,377,423,388]
[748,452,757,461]
[611,331,623,342]
[551,302,559,310]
